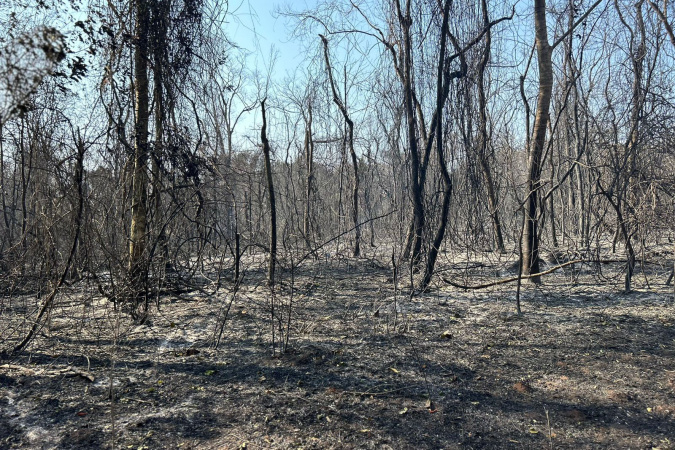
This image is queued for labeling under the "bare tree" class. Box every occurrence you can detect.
[128,0,151,313]
[303,96,316,250]
[320,34,360,257]
[261,99,277,286]
[476,0,506,254]
[521,0,602,282]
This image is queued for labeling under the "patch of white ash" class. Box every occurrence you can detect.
[4,389,62,448]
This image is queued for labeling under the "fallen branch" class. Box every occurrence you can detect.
[443,259,583,290]
[0,364,94,382]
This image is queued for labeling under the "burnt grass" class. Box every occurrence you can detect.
[1,252,674,449]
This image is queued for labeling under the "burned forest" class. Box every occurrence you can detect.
[1,0,675,448]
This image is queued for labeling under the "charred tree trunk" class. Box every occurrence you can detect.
[320,35,360,257]
[261,99,276,286]
[129,0,151,304]
[303,100,315,251]
[9,132,86,357]
[476,0,506,254]
[622,0,646,292]
[421,0,456,290]
[151,0,169,269]
[397,1,424,266]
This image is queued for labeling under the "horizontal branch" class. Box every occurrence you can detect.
[443,259,584,290]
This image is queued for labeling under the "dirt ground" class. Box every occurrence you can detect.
[1,249,674,449]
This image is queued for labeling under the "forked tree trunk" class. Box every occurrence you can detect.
[397,0,424,266]
[420,0,454,290]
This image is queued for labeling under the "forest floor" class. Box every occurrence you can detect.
[1,247,675,449]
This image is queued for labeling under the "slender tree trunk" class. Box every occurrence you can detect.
[303,101,314,251]
[129,0,150,296]
[0,123,10,244]
[476,0,506,254]
[601,0,646,290]
[623,0,646,292]
[549,148,558,248]
[261,99,276,286]
[9,133,85,357]
[365,143,376,247]
[647,0,675,299]
[320,35,360,257]
[421,0,453,290]
[19,117,31,251]
[393,0,424,265]
[151,0,168,268]
[348,129,360,258]
[521,0,553,282]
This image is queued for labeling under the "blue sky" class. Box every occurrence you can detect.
[231,0,321,80]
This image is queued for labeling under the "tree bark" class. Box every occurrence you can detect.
[303,100,315,251]
[421,0,454,290]
[623,0,646,291]
[151,0,169,268]
[397,0,424,266]
[129,0,150,297]
[521,0,553,283]
[261,99,277,286]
